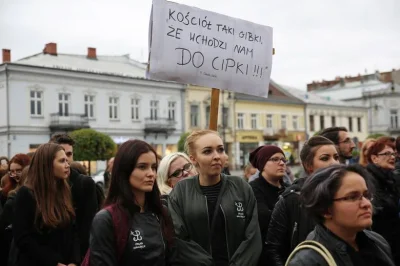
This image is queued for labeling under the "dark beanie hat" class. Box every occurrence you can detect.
[249,145,285,172]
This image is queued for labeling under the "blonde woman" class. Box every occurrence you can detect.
[157,152,197,196]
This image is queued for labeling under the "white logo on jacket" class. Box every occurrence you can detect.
[131,230,146,250]
[235,201,245,219]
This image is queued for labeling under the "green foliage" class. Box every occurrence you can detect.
[177,132,190,152]
[69,129,117,161]
[367,133,385,139]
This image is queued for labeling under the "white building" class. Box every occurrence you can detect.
[281,85,369,143]
[312,75,400,136]
[0,43,186,158]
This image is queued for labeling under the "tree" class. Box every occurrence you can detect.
[70,129,117,175]
[367,133,385,139]
[177,132,190,152]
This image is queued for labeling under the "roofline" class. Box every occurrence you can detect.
[0,63,186,89]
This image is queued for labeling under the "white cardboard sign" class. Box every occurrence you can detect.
[148,0,273,97]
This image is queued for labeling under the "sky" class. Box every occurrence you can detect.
[0,0,399,89]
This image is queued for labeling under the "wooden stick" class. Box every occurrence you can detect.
[209,88,220,131]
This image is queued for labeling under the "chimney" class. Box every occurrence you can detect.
[87,47,97,59]
[2,49,11,63]
[43,42,57,55]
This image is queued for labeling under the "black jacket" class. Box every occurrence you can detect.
[0,193,15,266]
[13,186,80,266]
[249,174,287,245]
[287,224,395,266]
[69,168,98,258]
[263,178,315,266]
[89,208,170,266]
[367,164,400,265]
[168,174,262,266]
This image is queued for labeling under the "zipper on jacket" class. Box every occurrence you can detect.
[291,222,298,250]
[205,196,212,255]
[220,204,231,260]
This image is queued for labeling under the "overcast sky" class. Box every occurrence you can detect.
[1,0,399,89]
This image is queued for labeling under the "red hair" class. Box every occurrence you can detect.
[1,154,31,197]
[367,137,396,164]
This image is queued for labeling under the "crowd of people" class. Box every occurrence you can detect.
[0,127,399,265]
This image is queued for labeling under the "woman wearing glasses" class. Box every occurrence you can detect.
[248,144,288,263]
[168,130,261,266]
[287,164,395,266]
[263,136,340,266]
[157,152,197,196]
[366,137,400,265]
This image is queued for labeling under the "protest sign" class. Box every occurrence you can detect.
[148,0,273,97]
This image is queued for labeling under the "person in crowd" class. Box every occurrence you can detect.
[0,171,9,208]
[168,130,261,266]
[359,139,377,167]
[0,153,30,265]
[222,154,231,175]
[243,163,257,182]
[287,164,395,266]
[70,161,88,175]
[0,156,9,171]
[103,157,114,190]
[319,127,355,164]
[49,134,98,258]
[88,139,175,265]
[13,143,79,266]
[366,137,400,264]
[157,152,197,197]
[248,144,288,263]
[264,136,340,266]
[0,154,30,200]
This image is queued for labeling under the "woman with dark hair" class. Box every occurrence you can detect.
[13,143,79,266]
[287,164,395,266]
[263,136,340,265]
[366,137,400,264]
[88,139,174,266]
[169,130,261,266]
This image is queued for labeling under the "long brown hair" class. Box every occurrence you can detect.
[1,153,31,197]
[26,143,75,228]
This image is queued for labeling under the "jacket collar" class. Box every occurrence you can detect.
[193,173,227,194]
[257,171,287,191]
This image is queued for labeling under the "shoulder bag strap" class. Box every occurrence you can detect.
[285,240,337,266]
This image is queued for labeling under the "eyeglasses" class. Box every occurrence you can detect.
[333,191,373,202]
[169,163,193,178]
[377,152,397,157]
[268,157,287,164]
[8,169,23,177]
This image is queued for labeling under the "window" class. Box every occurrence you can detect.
[190,105,199,127]
[309,115,315,131]
[237,113,244,129]
[205,106,210,127]
[320,115,325,130]
[131,98,140,120]
[222,107,229,127]
[292,115,298,130]
[109,97,119,120]
[266,114,273,128]
[348,117,353,132]
[281,115,287,129]
[84,95,95,118]
[58,93,70,116]
[331,116,336,127]
[30,91,42,116]
[357,117,362,132]
[251,114,257,129]
[150,100,159,120]
[168,101,176,121]
[391,110,398,128]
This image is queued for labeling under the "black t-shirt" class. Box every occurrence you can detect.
[200,181,229,266]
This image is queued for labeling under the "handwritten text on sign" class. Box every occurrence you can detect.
[148,0,273,97]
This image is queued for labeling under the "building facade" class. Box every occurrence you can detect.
[234,82,306,169]
[0,44,186,158]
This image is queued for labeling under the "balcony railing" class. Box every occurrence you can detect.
[144,117,176,134]
[49,113,90,131]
